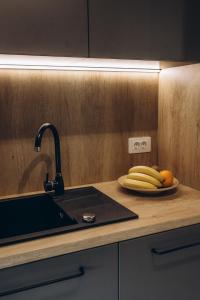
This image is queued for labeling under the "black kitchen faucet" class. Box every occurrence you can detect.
[34,123,65,195]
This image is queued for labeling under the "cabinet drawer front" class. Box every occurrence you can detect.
[120,224,200,300]
[0,244,118,300]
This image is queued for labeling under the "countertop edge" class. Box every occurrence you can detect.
[1,214,200,270]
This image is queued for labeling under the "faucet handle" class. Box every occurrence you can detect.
[44,173,54,192]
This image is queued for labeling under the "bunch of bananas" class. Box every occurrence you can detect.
[123,166,171,190]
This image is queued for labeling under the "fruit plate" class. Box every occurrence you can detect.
[118,175,179,195]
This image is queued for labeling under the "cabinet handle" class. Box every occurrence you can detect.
[151,241,200,255]
[0,266,85,297]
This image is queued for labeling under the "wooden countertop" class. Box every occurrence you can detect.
[1,181,200,270]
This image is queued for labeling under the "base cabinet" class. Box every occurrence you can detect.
[2,223,200,300]
[0,244,118,300]
[119,224,200,300]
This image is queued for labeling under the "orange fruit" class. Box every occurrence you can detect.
[160,170,174,187]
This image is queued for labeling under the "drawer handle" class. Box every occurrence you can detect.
[151,241,200,255]
[0,266,85,297]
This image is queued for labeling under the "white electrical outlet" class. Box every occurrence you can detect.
[128,137,151,154]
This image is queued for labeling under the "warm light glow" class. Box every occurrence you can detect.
[0,55,161,73]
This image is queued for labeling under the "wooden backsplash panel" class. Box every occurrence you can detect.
[158,63,200,189]
[0,70,158,196]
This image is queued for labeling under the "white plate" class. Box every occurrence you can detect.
[118,175,179,195]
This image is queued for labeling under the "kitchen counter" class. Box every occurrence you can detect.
[0,181,200,270]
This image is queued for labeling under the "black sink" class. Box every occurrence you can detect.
[0,194,77,243]
[0,187,138,246]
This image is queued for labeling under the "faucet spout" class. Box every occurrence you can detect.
[34,123,64,195]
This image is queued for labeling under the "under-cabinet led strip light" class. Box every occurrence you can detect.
[0,55,161,73]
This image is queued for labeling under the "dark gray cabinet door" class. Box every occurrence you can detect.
[0,0,88,57]
[184,0,200,60]
[0,244,118,300]
[120,224,200,300]
[89,0,188,60]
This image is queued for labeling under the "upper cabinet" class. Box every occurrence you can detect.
[89,0,200,61]
[0,0,199,61]
[0,0,88,57]
[184,0,200,60]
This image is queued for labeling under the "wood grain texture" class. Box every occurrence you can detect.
[158,63,200,189]
[160,61,194,69]
[0,180,200,269]
[0,70,158,196]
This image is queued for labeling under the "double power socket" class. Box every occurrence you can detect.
[128,137,151,154]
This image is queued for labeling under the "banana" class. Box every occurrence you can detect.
[123,178,157,189]
[128,166,164,183]
[127,172,162,188]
